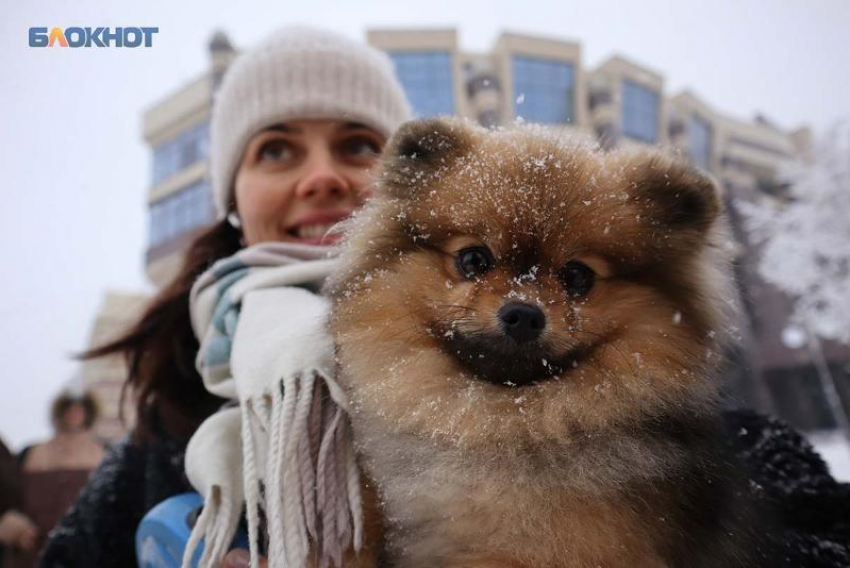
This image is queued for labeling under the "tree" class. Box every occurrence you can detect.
[736,120,850,437]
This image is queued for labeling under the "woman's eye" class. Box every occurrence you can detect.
[258,139,294,163]
[558,261,595,298]
[456,246,495,279]
[342,136,381,160]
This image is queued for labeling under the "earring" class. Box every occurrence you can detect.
[226,211,247,246]
[227,211,242,229]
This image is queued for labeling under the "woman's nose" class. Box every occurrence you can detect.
[294,154,351,202]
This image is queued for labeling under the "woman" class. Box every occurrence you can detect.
[40,26,411,568]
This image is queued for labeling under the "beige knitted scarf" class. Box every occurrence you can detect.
[182,242,362,568]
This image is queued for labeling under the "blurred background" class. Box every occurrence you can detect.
[1,0,848,478]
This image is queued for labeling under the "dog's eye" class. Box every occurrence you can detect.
[456,246,495,279]
[559,261,595,297]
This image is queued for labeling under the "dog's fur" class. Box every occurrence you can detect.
[326,118,778,567]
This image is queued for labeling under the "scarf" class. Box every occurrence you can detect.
[182,242,362,568]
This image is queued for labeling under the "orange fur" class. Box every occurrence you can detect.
[327,118,754,567]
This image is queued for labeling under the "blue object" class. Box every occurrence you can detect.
[136,492,248,567]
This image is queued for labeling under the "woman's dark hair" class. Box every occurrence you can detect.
[83,218,242,442]
[51,390,100,431]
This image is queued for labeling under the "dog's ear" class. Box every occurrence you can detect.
[629,156,720,237]
[379,117,475,198]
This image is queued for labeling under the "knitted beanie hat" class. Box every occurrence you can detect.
[210,26,412,218]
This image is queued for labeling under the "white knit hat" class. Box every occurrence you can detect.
[210,26,413,218]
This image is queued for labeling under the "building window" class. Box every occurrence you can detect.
[621,80,659,143]
[688,114,712,171]
[388,51,455,117]
[148,179,215,247]
[511,55,574,124]
[152,120,210,186]
[589,88,612,111]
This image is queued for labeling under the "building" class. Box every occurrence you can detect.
[86,27,848,442]
[142,32,236,287]
[80,292,147,442]
[80,33,238,440]
[368,29,594,137]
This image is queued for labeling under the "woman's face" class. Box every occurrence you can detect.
[233,119,385,246]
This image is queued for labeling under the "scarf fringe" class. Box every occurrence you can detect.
[242,400,263,567]
[181,485,242,568]
[242,373,363,568]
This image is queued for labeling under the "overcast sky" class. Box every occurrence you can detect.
[1,0,848,449]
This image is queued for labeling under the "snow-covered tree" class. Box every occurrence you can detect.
[736,120,850,345]
[736,119,850,439]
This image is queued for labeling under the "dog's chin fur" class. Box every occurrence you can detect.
[326,119,769,567]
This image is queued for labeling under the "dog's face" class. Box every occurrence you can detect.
[328,118,730,452]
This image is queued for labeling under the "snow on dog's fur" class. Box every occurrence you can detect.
[327,118,778,567]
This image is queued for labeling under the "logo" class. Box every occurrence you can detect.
[29,27,159,48]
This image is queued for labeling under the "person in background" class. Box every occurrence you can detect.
[5,391,103,568]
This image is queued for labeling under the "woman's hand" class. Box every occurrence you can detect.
[222,548,268,567]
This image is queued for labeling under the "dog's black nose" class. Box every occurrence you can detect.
[497,302,546,343]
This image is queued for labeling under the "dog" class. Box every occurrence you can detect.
[326,117,780,567]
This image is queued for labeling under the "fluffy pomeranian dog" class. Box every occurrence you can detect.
[326,118,779,567]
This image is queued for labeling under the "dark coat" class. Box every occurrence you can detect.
[39,410,850,567]
[0,438,21,518]
[0,438,23,566]
[724,411,850,566]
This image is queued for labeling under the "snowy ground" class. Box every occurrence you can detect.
[808,431,850,482]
